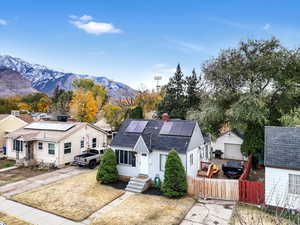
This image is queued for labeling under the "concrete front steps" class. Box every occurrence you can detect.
[125,175,151,193]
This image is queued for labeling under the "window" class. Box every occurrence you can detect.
[38,142,43,150]
[80,139,84,148]
[64,142,71,154]
[190,153,193,166]
[92,138,97,148]
[289,174,300,195]
[160,154,167,171]
[115,150,136,167]
[13,140,23,152]
[48,143,55,155]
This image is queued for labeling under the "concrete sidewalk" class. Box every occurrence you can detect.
[181,199,235,225]
[0,166,89,198]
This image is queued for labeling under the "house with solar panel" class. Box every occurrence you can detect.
[5,121,108,167]
[111,115,208,192]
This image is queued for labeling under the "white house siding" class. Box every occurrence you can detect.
[34,141,59,165]
[187,123,204,151]
[212,131,244,160]
[149,150,187,181]
[57,125,107,167]
[112,147,139,178]
[6,138,26,159]
[265,167,300,210]
[186,147,200,177]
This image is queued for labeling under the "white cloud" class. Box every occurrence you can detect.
[263,23,271,30]
[69,15,121,35]
[0,19,7,26]
[209,17,249,29]
[79,15,93,21]
[68,15,77,20]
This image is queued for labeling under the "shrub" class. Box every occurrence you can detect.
[161,149,187,198]
[96,148,118,183]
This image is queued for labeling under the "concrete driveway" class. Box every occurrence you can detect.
[181,199,235,225]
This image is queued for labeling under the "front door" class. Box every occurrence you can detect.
[139,153,148,175]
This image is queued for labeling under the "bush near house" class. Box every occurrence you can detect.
[161,149,187,198]
[97,148,118,183]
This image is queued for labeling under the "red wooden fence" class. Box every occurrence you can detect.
[239,154,265,205]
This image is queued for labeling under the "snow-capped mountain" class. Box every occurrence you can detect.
[0,55,136,100]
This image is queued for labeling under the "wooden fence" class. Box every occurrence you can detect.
[239,154,265,205]
[187,176,239,201]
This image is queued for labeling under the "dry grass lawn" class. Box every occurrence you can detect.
[91,194,195,225]
[0,212,32,225]
[231,204,292,225]
[11,171,124,221]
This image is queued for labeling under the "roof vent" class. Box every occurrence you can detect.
[161,113,170,121]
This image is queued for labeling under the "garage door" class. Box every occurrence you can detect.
[224,143,243,160]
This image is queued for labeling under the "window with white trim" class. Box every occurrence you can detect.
[13,140,23,152]
[64,142,71,154]
[289,174,300,195]
[160,154,167,171]
[48,143,55,155]
[190,153,193,166]
[115,150,136,167]
[38,142,43,150]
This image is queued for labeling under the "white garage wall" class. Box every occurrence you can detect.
[212,131,244,160]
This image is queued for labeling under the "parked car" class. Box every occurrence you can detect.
[222,160,244,179]
[73,148,105,169]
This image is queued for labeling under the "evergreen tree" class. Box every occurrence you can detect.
[241,123,264,158]
[97,148,118,183]
[186,68,200,109]
[162,149,187,198]
[128,105,144,119]
[157,64,186,119]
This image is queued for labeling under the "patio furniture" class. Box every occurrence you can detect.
[197,162,220,178]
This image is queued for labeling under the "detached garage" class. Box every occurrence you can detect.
[212,130,244,160]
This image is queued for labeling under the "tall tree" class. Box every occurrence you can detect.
[157,64,186,119]
[69,90,98,122]
[103,103,125,129]
[186,68,201,110]
[52,86,73,114]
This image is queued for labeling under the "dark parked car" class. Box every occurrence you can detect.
[222,160,244,179]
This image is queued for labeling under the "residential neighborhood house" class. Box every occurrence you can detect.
[111,116,209,182]
[6,121,108,167]
[264,126,300,210]
[0,114,28,153]
[212,130,245,160]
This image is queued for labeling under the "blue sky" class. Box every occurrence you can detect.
[1,0,300,89]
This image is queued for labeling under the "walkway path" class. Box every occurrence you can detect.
[180,199,235,225]
[0,166,88,198]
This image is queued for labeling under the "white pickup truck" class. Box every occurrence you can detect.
[73,148,105,169]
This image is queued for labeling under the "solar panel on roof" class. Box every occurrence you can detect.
[125,121,148,133]
[160,122,194,137]
[24,122,75,131]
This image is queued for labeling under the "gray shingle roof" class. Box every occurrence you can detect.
[111,119,197,154]
[264,126,300,170]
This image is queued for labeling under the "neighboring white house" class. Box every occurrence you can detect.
[110,118,207,181]
[212,130,244,160]
[6,121,108,167]
[264,126,300,210]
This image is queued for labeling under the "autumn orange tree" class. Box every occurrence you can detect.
[69,89,98,122]
[103,103,125,128]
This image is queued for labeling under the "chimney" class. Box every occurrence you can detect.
[161,113,170,121]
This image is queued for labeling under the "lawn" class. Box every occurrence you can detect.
[11,170,124,221]
[0,166,53,186]
[0,158,15,169]
[231,204,292,225]
[91,194,195,225]
[0,212,32,225]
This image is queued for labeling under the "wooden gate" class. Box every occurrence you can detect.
[188,176,239,201]
[239,180,264,204]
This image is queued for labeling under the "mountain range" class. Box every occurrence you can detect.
[0,55,136,100]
